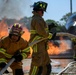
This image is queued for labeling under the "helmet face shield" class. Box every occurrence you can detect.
[33,1,48,11]
[66,14,76,35]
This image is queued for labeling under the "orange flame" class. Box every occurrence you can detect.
[0,20,71,56]
[0,19,8,39]
[48,36,71,55]
[22,27,30,41]
[48,42,60,55]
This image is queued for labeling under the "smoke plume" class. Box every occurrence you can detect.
[0,0,32,20]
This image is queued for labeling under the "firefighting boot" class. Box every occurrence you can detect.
[37,66,43,75]
[46,63,52,75]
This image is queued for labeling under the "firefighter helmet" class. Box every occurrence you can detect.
[32,1,48,11]
[9,23,24,36]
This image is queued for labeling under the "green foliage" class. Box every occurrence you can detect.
[46,12,76,33]
[60,12,76,23]
[46,19,57,25]
[46,19,67,33]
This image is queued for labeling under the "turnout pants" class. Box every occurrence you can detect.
[29,63,52,75]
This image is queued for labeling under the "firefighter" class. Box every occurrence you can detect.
[0,23,30,75]
[29,1,53,75]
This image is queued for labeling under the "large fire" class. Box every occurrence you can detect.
[22,28,30,41]
[0,19,8,38]
[48,37,71,55]
[0,20,30,41]
[0,20,72,55]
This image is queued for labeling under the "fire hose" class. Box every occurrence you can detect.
[0,37,47,75]
[0,58,15,75]
[0,32,76,75]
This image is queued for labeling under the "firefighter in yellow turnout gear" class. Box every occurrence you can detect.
[0,23,30,75]
[29,1,52,75]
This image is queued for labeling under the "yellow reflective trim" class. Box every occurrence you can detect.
[30,28,48,34]
[48,33,53,39]
[45,28,48,31]
[14,24,16,26]
[0,50,5,55]
[35,44,37,52]
[31,66,37,75]
[0,48,6,52]
[0,58,7,63]
[45,28,49,33]
[40,4,42,7]
[33,66,37,75]
[0,50,12,58]
[33,44,37,53]
[14,23,21,27]
[30,30,37,34]
[21,53,27,59]
[22,47,30,52]
[18,24,21,27]
[31,66,35,75]
[32,36,42,42]
[5,53,12,58]
[71,38,76,42]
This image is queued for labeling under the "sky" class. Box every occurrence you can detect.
[32,0,76,21]
[0,0,76,22]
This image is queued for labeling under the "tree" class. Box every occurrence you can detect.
[46,19,66,33]
[60,12,76,25]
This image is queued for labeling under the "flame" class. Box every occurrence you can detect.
[0,20,71,56]
[48,36,71,55]
[0,19,8,39]
[0,19,30,41]
[48,42,60,55]
[22,27,30,41]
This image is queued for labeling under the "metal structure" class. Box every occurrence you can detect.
[0,58,15,75]
[70,0,72,15]
[57,61,76,75]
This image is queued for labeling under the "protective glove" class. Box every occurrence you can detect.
[0,62,9,74]
[51,32,56,40]
[48,23,57,33]
[12,51,23,62]
[48,33,52,39]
